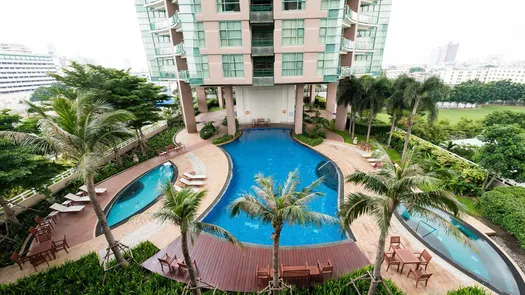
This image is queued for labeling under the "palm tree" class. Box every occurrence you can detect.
[339,149,466,295]
[395,75,449,160]
[440,140,458,151]
[360,76,392,144]
[153,183,242,295]
[386,78,409,147]
[229,170,336,295]
[0,94,135,265]
[337,76,362,138]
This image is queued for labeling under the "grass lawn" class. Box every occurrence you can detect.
[376,105,525,125]
[330,129,402,163]
[209,106,224,112]
[455,195,481,216]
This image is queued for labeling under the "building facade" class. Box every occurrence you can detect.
[135,0,391,134]
[439,67,525,85]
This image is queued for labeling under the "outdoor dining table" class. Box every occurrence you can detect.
[29,239,56,260]
[394,248,420,274]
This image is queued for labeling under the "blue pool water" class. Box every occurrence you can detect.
[397,204,523,295]
[202,129,347,246]
[107,162,175,227]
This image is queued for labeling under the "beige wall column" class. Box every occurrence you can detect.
[309,84,316,104]
[224,85,236,136]
[196,86,208,113]
[217,86,224,108]
[179,82,197,133]
[326,83,337,114]
[335,104,348,131]
[295,84,304,134]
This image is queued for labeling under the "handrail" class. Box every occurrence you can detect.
[344,5,357,22]
[253,68,274,77]
[250,4,272,11]
[252,38,274,47]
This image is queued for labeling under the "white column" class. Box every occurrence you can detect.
[196,86,208,113]
[326,83,337,114]
[179,82,197,133]
[335,104,347,131]
[295,84,304,134]
[217,86,224,108]
[309,84,316,104]
[224,85,236,136]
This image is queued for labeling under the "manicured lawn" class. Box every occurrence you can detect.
[209,106,224,112]
[376,105,525,125]
[331,129,402,163]
[455,195,480,216]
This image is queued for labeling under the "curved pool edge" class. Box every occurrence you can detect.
[199,128,355,248]
[394,210,525,295]
[94,161,178,237]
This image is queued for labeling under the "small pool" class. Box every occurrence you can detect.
[397,204,525,295]
[202,129,347,246]
[106,162,176,227]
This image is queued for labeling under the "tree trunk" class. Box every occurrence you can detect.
[401,99,419,161]
[0,197,19,225]
[350,111,356,139]
[181,230,201,295]
[368,224,389,295]
[366,108,374,144]
[271,225,282,295]
[135,128,146,156]
[113,147,122,167]
[86,174,127,266]
[387,110,397,147]
[485,174,498,191]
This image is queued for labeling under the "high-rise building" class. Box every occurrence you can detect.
[134,0,391,134]
[441,41,459,66]
[428,46,443,69]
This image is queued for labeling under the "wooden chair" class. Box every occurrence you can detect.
[28,253,50,271]
[11,252,29,270]
[389,236,404,251]
[178,259,198,275]
[280,263,311,285]
[35,216,54,229]
[256,264,270,287]
[317,260,334,278]
[165,144,176,153]
[157,253,177,273]
[28,226,51,243]
[415,249,432,270]
[382,252,401,272]
[52,235,70,253]
[408,267,432,288]
[156,149,167,158]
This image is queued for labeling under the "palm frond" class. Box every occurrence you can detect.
[229,194,271,221]
[193,222,244,250]
[339,192,387,231]
[346,171,389,196]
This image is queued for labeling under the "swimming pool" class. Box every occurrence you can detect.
[106,162,176,228]
[202,128,347,246]
[397,204,525,295]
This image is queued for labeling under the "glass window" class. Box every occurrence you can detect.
[195,55,210,78]
[282,0,305,10]
[195,22,206,47]
[219,21,243,47]
[317,52,339,76]
[282,53,303,76]
[192,0,202,13]
[282,19,304,46]
[217,0,240,12]
[321,0,341,9]
[318,18,339,44]
[222,54,244,78]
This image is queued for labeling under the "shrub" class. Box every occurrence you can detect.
[221,116,239,131]
[212,133,233,145]
[314,96,326,108]
[446,286,489,295]
[478,186,525,248]
[349,121,391,136]
[294,132,323,146]
[206,98,219,108]
[200,121,217,139]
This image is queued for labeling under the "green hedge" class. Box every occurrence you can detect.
[478,186,525,248]
[294,133,323,146]
[212,134,233,145]
[446,286,489,295]
[350,121,391,136]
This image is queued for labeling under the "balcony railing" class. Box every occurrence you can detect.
[341,38,355,51]
[359,13,376,25]
[170,12,181,28]
[253,68,274,77]
[174,42,186,56]
[150,19,169,31]
[179,70,189,82]
[355,41,374,50]
[159,72,177,79]
[252,38,274,47]
[251,4,272,11]
[344,5,358,23]
[155,46,173,56]
[339,66,371,78]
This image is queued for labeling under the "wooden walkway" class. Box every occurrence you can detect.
[141,234,370,292]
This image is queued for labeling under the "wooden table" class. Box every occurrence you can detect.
[394,248,420,274]
[29,240,56,260]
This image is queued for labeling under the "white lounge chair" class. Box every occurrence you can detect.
[79,185,107,195]
[50,203,86,213]
[174,184,199,193]
[64,193,91,203]
[183,172,207,180]
[367,158,379,163]
[179,178,204,187]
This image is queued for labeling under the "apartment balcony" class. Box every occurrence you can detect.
[360,0,377,5]
[250,3,273,23]
[342,5,358,28]
[339,66,371,78]
[170,12,182,31]
[154,46,173,58]
[144,0,165,10]
[358,14,378,29]
[174,42,186,57]
[251,38,274,56]
[354,40,374,53]
[149,12,182,35]
[159,71,177,80]
[179,70,189,83]
[253,68,274,86]
[340,37,355,53]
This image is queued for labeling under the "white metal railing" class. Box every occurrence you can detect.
[343,5,358,23]
[355,40,374,50]
[359,13,376,25]
[341,37,355,51]
[2,121,168,212]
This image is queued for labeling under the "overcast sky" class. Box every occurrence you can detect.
[1,0,524,70]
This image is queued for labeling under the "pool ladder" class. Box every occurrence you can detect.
[416,220,437,238]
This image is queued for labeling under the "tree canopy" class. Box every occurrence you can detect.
[484,110,525,129]
[449,79,525,104]
[29,83,74,102]
[0,109,21,131]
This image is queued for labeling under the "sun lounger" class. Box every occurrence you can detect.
[50,203,86,213]
[64,193,91,203]
[367,158,379,163]
[79,185,107,195]
[179,178,204,187]
[174,184,199,193]
[183,172,207,180]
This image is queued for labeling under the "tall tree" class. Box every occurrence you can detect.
[29,83,75,102]
[484,110,525,129]
[395,75,449,160]
[360,76,392,144]
[0,94,135,265]
[337,76,362,138]
[339,149,466,295]
[386,78,409,147]
[0,109,21,131]
[475,124,525,191]
[229,170,336,295]
[49,62,169,155]
[153,183,242,295]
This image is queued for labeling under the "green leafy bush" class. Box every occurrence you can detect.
[294,132,323,146]
[221,116,239,131]
[207,98,219,108]
[200,122,217,139]
[478,186,525,248]
[350,121,391,136]
[314,96,326,108]
[446,286,489,295]
[212,133,233,145]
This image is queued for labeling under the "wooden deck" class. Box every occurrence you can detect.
[141,234,370,292]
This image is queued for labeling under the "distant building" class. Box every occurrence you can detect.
[428,46,443,69]
[438,66,525,85]
[441,42,459,66]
